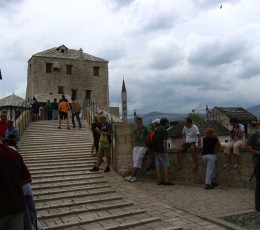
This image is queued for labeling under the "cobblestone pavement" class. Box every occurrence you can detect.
[104,169,255,230]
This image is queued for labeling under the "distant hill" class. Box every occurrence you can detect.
[128,111,189,125]
[127,105,260,125]
[246,105,260,120]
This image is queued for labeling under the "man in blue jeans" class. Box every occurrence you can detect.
[71,97,82,129]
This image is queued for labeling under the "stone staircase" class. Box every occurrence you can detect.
[19,120,167,230]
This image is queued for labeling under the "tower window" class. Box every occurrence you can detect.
[71,89,77,99]
[58,86,64,94]
[46,63,53,73]
[85,90,91,100]
[93,67,100,76]
[66,65,73,75]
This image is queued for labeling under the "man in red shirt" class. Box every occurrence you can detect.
[0,112,7,139]
[0,134,31,230]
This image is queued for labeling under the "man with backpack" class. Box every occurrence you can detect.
[146,119,160,171]
[154,117,174,185]
[124,117,149,183]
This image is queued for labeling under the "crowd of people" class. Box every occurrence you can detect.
[116,115,259,210]
[31,95,82,130]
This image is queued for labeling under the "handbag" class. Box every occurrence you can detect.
[99,133,109,148]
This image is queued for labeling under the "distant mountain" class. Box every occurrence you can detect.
[246,105,260,120]
[128,111,189,125]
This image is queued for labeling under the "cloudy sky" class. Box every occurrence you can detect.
[1,0,260,116]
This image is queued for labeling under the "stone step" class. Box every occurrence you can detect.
[20,143,91,149]
[24,160,94,167]
[23,157,94,165]
[41,209,148,230]
[36,195,123,211]
[33,184,111,197]
[26,163,97,171]
[19,120,168,230]
[21,150,92,157]
[38,201,134,220]
[22,155,95,162]
[31,178,107,190]
[31,173,103,185]
[34,187,115,202]
[31,170,102,179]
[25,164,94,174]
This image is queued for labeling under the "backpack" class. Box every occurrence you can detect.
[146,130,156,149]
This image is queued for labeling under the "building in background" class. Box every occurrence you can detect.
[208,107,257,137]
[26,45,109,110]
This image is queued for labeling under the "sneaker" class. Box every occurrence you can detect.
[124,175,133,181]
[130,177,137,183]
[90,166,99,172]
[205,184,214,190]
[104,167,110,172]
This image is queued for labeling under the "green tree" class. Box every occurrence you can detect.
[188,113,205,122]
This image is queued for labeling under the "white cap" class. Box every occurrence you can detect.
[152,119,160,125]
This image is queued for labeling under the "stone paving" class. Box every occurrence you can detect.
[104,169,255,230]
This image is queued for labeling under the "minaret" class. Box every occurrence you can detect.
[121,79,127,122]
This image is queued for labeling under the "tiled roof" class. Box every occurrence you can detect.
[31,45,108,63]
[168,120,229,137]
[213,107,257,121]
[0,93,25,107]
[33,93,71,103]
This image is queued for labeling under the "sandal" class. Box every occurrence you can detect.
[233,164,240,170]
[163,181,175,186]
[224,163,230,169]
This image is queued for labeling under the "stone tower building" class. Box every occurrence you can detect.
[121,79,127,122]
[26,45,109,109]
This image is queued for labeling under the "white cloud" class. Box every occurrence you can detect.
[1,0,260,115]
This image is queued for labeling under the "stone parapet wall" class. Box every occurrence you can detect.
[112,122,255,188]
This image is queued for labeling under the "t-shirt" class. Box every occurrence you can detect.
[51,101,59,110]
[182,124,200,143]
[154,126,168,153]
[202,137,219,155]
[100,122,113,144]
[230,124,245,140]
[133,125,149,147]
[0,144,31,217]
[59,101,70,113]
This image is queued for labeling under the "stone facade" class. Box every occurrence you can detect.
[26,45,109,110]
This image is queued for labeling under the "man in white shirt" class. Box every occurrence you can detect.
[224,117,245,170]
[176,117,201,172]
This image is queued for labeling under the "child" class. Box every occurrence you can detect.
[202,128,221,189]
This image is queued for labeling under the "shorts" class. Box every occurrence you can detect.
[155,152,170,167]
[59,112,68,120]
[98,145,111,157]
[132,146,147,168]
[181,142,196,152]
